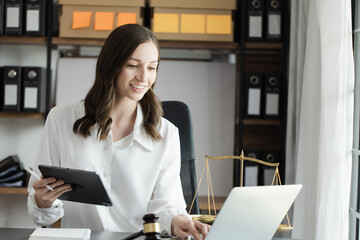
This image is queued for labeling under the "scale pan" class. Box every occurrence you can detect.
[277,224,294,232]
[191,214,216,224]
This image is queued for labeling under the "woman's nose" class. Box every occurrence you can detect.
[137,68,147,81]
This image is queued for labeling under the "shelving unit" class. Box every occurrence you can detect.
[233,0,291,187]
[0,4,53,200]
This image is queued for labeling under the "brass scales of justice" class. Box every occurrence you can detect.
[187,150,293,232]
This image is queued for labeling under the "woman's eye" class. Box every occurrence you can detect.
[128,64,138,68]
[149,66,157,70]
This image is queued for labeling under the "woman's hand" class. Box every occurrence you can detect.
[171,214,211,240]
[32,177,72,208]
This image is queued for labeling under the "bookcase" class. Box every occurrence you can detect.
[233,0,290,187]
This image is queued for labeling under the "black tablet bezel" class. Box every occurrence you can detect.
[38,165,112,207]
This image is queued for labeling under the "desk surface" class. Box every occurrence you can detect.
[0,227,300,240]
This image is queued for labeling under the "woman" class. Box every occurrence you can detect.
[27,24,210,240]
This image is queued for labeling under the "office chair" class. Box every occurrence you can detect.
[162,101,200,214]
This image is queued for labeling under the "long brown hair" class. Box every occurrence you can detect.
[73,24,163,141]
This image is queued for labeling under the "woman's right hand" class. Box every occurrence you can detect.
[32,177,72,208]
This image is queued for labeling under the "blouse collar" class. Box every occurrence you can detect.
[91,102,154,151]
[130,103,154,152]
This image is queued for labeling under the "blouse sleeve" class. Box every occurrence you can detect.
[27,108,64,226]
[147,126,191,235]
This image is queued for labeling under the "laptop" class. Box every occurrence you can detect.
[205,184,302,240]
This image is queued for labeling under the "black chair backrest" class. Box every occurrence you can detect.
[162,101,200,214]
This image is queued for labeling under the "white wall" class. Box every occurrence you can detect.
[0,53,236,227]
[155,60,236,196]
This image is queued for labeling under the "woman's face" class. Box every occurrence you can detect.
[115,41,159,103]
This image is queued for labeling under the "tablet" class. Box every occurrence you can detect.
[38,165,112,207]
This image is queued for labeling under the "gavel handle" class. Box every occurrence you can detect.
[121,230,144,240]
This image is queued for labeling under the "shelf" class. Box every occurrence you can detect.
[0,187,27,195]
[0,36,47,45]
[52,37,239,50]
[0,112,45,119]
[52,37,105,46]
[159,40,239,50]
[243,119,281,126]
[198,196,226,212]
[245,42,283,51]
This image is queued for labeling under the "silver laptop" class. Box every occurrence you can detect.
[205,184,302,240]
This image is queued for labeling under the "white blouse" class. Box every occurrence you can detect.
[27,101,188,234]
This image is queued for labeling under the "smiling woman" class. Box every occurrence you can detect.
[26,24,210,240]
[73,24,162,142]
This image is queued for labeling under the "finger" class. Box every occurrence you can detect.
[173,224,187,239]
[187,223,201,240]
[49,179,66,189]
[177,231,189,240]
[40,177,57,186]
[34,182,72,208]
[173,224,190,240]
[33,177,56,189]
[33,182,53,195]
[178,220,201,240]
[191,231,201,240]
[34,186,60,208]
[48,185,72,202]
[49,183,72,196]
[33,179,60,196]
[182,234,193,240]
[194,221,208,238]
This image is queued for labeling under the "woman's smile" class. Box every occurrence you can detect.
[130,83,148,92]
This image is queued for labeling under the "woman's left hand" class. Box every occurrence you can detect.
[171,214,211,240]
